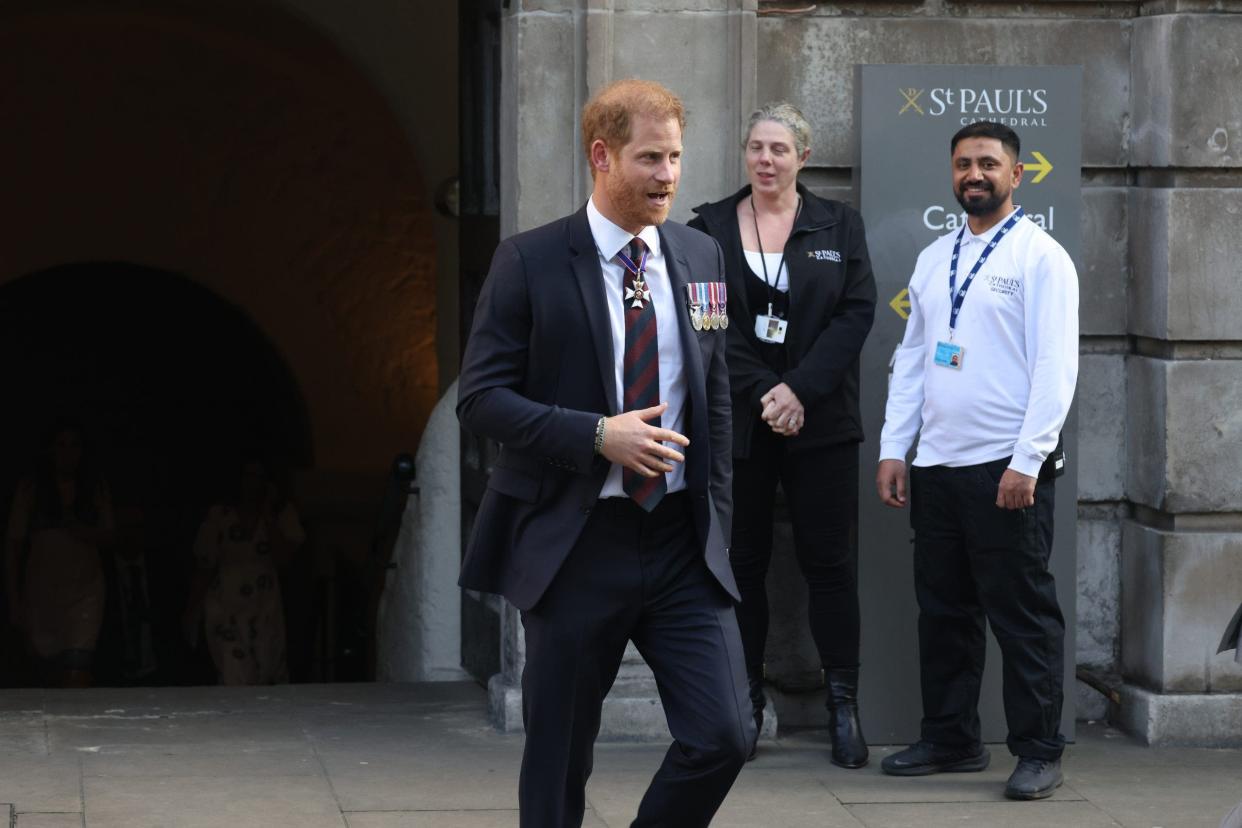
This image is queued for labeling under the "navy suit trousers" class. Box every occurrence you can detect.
[518,492,753,828]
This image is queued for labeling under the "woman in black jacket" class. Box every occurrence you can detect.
[689,102,877,767]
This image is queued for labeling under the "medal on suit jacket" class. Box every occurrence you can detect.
[709,281,727,329]
[686,283,705,331]
[687,282,728,331]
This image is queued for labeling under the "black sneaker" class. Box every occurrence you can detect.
[1004,757,1063,800]
[880,740,991,776]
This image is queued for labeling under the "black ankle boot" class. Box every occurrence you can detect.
[825,667,868,769]
[746,668,765,761]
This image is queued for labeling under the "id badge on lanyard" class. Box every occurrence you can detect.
[933,340,965,369]
[935,207,1024,370]
[750,196,798,347]
[755,308,788,344]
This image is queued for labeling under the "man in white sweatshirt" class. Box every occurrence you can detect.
[875,121,1078,801]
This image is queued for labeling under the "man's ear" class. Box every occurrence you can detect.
[590,139,611,175]
[1011,161,1024,190]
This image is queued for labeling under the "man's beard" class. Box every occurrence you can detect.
[954,182,1007,217]
[607,174,675,229]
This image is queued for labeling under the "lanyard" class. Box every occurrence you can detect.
[750,195,801,317]
[947,207,1024,340]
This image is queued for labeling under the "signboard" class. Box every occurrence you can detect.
[857,65,1082,744]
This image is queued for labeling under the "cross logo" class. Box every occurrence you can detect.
[899,88,924,116]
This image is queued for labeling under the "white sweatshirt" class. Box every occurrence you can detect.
[879,208,1079,478]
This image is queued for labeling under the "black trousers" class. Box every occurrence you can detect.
[909,458,1065,760]
[519,492,753,828]
[730,433,860,671]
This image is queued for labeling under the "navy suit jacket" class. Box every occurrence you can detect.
[457,205,736,612]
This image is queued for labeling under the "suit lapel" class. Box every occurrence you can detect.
[569,207,620,415]
[659,226,707,433]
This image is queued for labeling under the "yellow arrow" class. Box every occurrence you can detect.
[1026,151,1052,184]
[889,288,910,320]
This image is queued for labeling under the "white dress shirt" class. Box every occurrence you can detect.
[879,207,1079,478]
[587,198,688,497]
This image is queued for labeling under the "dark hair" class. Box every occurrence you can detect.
[29,418,102,529]
[950,122,1020,160]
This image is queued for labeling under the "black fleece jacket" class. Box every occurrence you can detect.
[689,183,877,459]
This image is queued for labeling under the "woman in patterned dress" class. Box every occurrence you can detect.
[186,460,304,685]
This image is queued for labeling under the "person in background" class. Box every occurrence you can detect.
[689,101,877,766]
[876,121,1078,800]
[185,458,304,685]
[6,421,115,687]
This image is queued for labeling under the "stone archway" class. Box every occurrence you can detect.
[0,2,443,685]
[0,263,314,686]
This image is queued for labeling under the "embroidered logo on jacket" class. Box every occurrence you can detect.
[806,249,842,262]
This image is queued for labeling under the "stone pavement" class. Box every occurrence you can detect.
[0,681,1239,827]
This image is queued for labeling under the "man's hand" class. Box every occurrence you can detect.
[876,459,908,508]
[600,403,689,477]
[996,468,1036,510]
[760,383,805,437]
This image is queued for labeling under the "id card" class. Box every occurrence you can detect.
[933,340,965,369]
[755,314,788,344]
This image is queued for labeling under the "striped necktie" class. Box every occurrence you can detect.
[618,237,665,511]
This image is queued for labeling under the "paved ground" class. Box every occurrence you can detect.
[0,681,1238,827]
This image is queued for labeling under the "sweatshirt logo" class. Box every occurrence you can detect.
[985,274,1021,297]
[807,249,842,263]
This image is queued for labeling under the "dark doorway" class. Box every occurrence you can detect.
[0,263,313,687]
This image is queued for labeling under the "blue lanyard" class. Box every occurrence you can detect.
[947,207,1024,339]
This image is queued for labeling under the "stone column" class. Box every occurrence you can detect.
[377,382,470,683]
[488,0,758,735]
[1119,9,1242,745]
